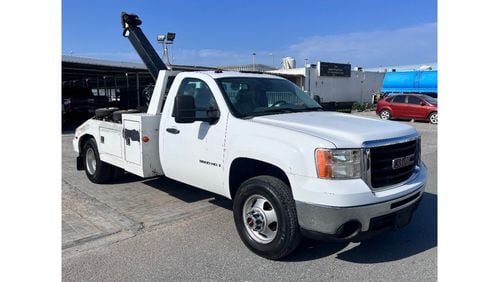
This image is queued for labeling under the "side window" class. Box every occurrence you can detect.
[393,95,406,103]
[407,96,422,105]
[176,78,218,119]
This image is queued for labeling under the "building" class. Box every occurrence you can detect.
[62,55,217,110]
[220,64,276,72]
[267,62,385,104]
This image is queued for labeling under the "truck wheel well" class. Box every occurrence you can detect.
[78,134,94,155]
[229,158,290,199]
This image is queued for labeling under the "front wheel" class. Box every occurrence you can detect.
[380,109,391,120]
[428,112,438,124]
[233,176,302,259]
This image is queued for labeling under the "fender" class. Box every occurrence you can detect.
[223,118,334,199]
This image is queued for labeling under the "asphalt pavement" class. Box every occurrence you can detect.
[62,111,437,281]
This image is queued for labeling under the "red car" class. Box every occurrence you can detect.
[376,94,438,124]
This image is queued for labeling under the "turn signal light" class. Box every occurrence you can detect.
[315,149,333,179]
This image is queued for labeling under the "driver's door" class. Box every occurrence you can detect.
[162,77,227,195]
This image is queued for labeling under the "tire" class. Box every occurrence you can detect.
[112,109,140,123]
[83,138,112,183]
[95,107,119,118]
[233,176,302,259]
[428,112,438,124]
[380,109,391,120]
[142,83,155,108]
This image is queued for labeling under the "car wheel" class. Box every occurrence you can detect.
[380,109,391,120]
[83,138,112,183]
[233,176,302,260]
[429,112,438,124]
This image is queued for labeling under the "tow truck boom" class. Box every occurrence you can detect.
[121,12,167,80]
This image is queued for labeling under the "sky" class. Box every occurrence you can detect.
[62,0,437,68]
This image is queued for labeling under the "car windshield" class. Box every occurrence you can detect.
[422,95,438,104]
[216,77,322,118]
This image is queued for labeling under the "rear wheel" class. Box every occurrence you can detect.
[380,109,391,120]
[83,138,112,183]
[428,112,438,124]
[233,176,301,259]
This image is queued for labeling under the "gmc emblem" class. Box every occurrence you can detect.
[392,154,415,170]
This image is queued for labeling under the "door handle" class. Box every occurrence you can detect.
[166,128,180,134]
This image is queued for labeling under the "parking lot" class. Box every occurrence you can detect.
[62,111,437,281]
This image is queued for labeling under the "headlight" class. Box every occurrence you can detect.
[315,149,361,179]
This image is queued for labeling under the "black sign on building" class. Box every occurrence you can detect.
[318,62,351,77]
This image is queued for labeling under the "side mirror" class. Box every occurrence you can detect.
[206,107,220,124]
[420,102,426,106]
[313,95,321,104]
[174,95,196,123]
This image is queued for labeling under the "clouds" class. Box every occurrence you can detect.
[68,22,437,68]
[170,48,249,66]
[288,22,437,68]
[172,22,437,67]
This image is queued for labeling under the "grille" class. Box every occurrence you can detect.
[369,140,418,188]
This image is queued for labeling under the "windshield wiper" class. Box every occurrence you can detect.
[245,107,322,118]
[241,107,323,119]
[267,107,322,113]
[295,107,323,112]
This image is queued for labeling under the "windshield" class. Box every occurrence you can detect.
[216,77,321,118]
[422,95,438,104]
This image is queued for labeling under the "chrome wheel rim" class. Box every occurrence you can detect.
[380,110,390,120]
[430,113,438,124]
[243,195,278,244]
[85,147,97,175]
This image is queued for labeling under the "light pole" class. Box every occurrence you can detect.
[269,53,274,68]
[304,58,308,67]
[252,52,256,71]
[157,32,176,66]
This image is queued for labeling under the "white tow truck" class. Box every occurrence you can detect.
[73,13,427,259]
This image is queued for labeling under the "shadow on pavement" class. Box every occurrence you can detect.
[284,192,436,262]
[391,118,432,124]
[107,173,143,184]
[334,192,437,263]
[283,238,349,262]
[142,177,217,203]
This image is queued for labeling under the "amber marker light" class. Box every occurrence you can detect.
[315,149,333,179]
[142,136,150,143]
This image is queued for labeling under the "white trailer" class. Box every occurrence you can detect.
[268,64,385,104]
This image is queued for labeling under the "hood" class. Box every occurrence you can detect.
[252,112,417,148]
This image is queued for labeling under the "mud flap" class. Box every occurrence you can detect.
[76,156,84,170]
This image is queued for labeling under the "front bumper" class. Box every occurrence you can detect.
[296,186,423,242]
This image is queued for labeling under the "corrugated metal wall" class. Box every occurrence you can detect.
[306,67,385,103]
